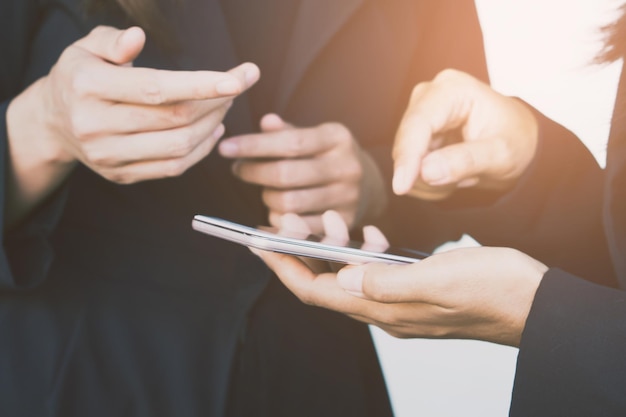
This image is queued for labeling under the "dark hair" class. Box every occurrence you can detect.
[598,4,626,63]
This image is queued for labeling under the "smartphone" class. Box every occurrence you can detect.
[192,215,427,265]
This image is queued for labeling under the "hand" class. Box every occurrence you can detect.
[255,221,547,347]
[6,25,259,226]
[218,114,387,233]
[392,69,539,201]
[9,25,259,183]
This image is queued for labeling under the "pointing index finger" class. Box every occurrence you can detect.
[392,74,472,195]
[392,115,433,195]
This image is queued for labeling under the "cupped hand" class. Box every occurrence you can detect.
[218,114,387,234]
[12,25,260,185]
[336,246,546,346]
[392,69,539,201]
[255,216,547,347]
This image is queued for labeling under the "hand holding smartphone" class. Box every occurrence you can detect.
[192,215,427,264]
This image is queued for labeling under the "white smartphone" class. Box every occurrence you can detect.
[192,215,427,265]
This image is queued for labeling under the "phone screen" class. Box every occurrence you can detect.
[192,215,428,265]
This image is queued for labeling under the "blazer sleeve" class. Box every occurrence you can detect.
[465,107,614,284]
[0,0,85,290]
[509,268,626,416]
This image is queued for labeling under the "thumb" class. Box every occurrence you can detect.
[260,113,294,132]
[337,263,422,302]
[75,26,146,66]
[420,140,500,186]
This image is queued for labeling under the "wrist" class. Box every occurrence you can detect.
[7,77,75,166]
[5,78,76,227]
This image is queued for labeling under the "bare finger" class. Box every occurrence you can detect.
[81,106,228,166]
[92,123,224,183]
[219,123,343,159]
[320,210,350,243]
[82,62,259,105]
[262,183,359,215]
[255,250,373,314]
[74,26,146,65]
[233,156,359,189]
[392,70,475,195]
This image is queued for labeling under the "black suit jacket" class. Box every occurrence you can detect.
[0,1,488,416]
[499,68,626,415]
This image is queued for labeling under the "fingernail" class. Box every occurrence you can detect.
[118,27,137,45]
[337,267,364,297]
[392,165,409,195]
[219,140,239,156]
[422,155,450,185]
[245,65,260,87]
[216,79,241,95]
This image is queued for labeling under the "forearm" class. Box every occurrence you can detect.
[4,78,75,229]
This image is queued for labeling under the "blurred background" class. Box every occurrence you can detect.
[373,0,624,416]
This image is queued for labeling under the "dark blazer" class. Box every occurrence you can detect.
[498,68,626,415]
[0,1,488,416]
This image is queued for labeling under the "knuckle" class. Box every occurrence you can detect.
[89,25,109,38]
[168,102,194,126]
[339,157,363,182]
[162,159,189,178]
[70,70,95,98]
[285,133,307,157]
[456,148,478,175]
[322,122,351,143]
[223,99,234,111]
[375,310,400,327]
[241,140,260,156]
[366,279,391,302]
[261,189,275,209]
[334,184,359,208]
[82,145,110,167]
[429,324,452,339]
[56,48,76,71]
[275,161,296,187]
[297,292,319,307]
[69,112,96,139]
[434,68,462,83]
[103,169,132,184]
[493,138,513,168]
[409,82,428,102]
[140,74,166,105]
[275,192,300,213]
[168,129,197,157]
